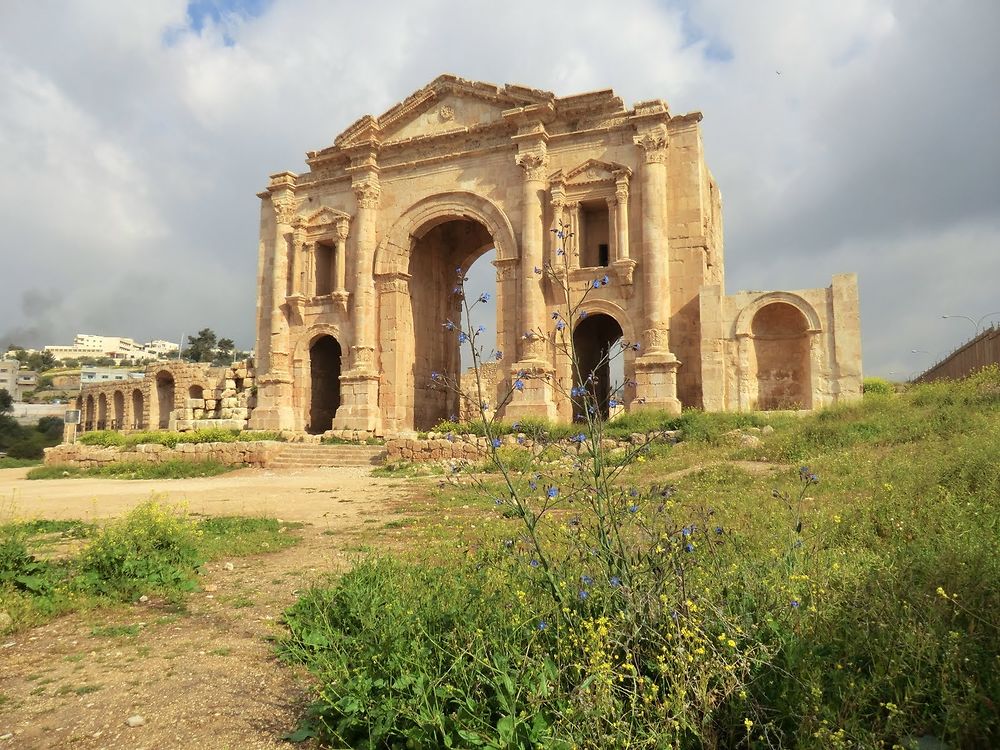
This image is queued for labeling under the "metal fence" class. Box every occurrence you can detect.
[914,325,1000,382]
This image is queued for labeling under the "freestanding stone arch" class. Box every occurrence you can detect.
[249,75,862,435]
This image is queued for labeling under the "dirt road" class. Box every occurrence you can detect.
[0,467,420,749]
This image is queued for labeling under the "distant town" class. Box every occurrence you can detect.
[0,330,250,407]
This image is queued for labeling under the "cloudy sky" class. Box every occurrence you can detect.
[1,0,997,379]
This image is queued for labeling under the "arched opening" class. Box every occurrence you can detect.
[84,395,95,432]
[112,391,125,430]
[409,218,496,431]
[309,336,341,434]
[572,314,625,420]
[97,393,108,430]
[750,302,812,410]
[131,389,144,429]
[154,371,175,429]
[188,384,204,400]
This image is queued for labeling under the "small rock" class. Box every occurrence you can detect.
[761,424,775,435]
[739,434,762,448]
[0,733,14,741]
[223,562,234,571]
[126,715,145,727]
[138,595,149,603]
[203,584,218,592]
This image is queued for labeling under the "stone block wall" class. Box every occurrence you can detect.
[44,440,284,469]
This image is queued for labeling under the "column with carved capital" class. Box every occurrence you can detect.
[249,191,298,430]
[506,147,557,421]
[333,176,381,432]
[632,126,681,414]
[334,217,350,299]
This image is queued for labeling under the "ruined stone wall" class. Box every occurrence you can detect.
[44,440,283,469]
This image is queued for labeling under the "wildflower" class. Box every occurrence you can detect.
[551,311,561,319]
[610,576,621,587]
[609,398,618,408]
[514,379,525,391]
[516,435,525,444]
[578,310,588,319]
[684,543,694,553]
[538,620,548,631]
[744,719,754,732]
[458,332,469,344]
[534,266,542,274]
[511,421,521,431]
[715,526,723,535]
[578,590,589,600]
[476,325,486,335]
[628,504,639,513]
[790,600,800,608]
[478,292,490,303]
[452,286,462,295]
[592,279,601,289]
[571,433,586,443]
[629,488,639,497]
[495,350,503,361]
[631,342,641,351]
[443,319,456,331]
[529,480,538,490]
[455,267,463,276]
[522,331,535,340]
[556,247,565,255]
[430,371,441,381]
[682,526,692,537]
[530,559,540,568]
[494,497,503,505]
[601,274,610,286]
[446,433,455,442]
[491,438,502,448]
[480,401,489,411]
[547,486,558,499]
[571,386,586,397]
[555,230,564,239]
[581,575,593,586]
[936,586,948,598]
[556,320,566,331]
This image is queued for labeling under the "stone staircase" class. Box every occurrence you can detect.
[267,443,386,469]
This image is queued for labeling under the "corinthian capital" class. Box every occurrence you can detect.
[272,196,299,225]
[516,151,549,182]
[352,178,381,210]
[633,128,669,164]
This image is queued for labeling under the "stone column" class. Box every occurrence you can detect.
[333,174,381,432]
[249,189,298,430]
[289,223,305,296]
[506,146,557,421]
[570,202,582,269]
[632,126,680,414]
[612,171,636,287]
[332,216,350,311]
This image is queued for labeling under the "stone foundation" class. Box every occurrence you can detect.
[43,441,284,469]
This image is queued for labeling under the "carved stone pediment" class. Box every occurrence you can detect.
[563,159,629,186]
[333,75,554,150]
[302,206,351,230]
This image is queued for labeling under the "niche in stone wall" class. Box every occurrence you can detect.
[750,302,812,410]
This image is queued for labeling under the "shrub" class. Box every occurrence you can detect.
[79,501,202,598]
[78,430,126,447]
[862,376,894,396]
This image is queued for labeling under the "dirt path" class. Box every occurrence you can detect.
[0,468,418,749]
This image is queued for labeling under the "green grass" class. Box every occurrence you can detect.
[77,428,287,449]
[26,459,237,480]
[0,457,42,469]
[1,504,303,633]
[283,368,1000,748]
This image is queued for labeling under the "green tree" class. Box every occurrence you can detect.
[212,337,235,365]
[0,388,12,415]
[183,328,217,363]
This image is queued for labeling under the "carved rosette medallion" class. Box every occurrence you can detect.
[438,105,455,122]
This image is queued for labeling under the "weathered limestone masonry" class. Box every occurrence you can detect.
[45,441,282,469]
[249,74,862,437]
[69,360,256,441]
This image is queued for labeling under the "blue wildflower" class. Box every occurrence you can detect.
[601,274,609,286]
[458,332,469,344]
[516,435,524,444]
[684,543,694,553]
[443,319,456,331]
[592,279,601,289]
[514,379,525,391]
[476,325,486,335]
[579,310,588,319]
[538,620,548,631]
[511,421,521,431]
[430,371,441,381]
[452,286,462,295]
[715,526,724,535]
[628,504,639,513]
[581,575,593,586]
[533,266,542,274]
[791,600,800,609]
[551,311,561,319]
[571,386,586,397]
[455,267,463,275]
[529,559,540,568]
[682,527,691,537]
[495,350,503,361]
[609,398,618,408]
[478,292,490,303]
[578,590,589,600]
[494,497,503,505]
[491,438,502,448]
[571,433,586,443]
[556,248,565,255]
[629,488,639,497]
[556,230,564,239]
[610,576,621,587]
[547,486,558,499]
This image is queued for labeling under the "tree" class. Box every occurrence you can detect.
[0,388,12,415]
[213,337,235,365]
[183,328,217,363]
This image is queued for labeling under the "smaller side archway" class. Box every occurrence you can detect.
[749,302,812,410]
[112,390,125,430]
[131,389,144,429]
[308,335,342,434]
[84,395,95,432]
[572,313,625,420]
[154,371,175,429]
[97,393,109,430]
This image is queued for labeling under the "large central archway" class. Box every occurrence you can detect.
[309,335,342,433]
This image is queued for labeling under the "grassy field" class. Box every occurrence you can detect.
[26,459,238,480]
[282,369,999,749]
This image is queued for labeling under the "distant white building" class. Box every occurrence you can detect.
[45,334,179,362]
[80,366,146,384]
[0,357,36,401]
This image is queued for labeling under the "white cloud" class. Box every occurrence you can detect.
[0,0,996,381]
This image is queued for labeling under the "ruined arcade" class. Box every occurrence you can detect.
[249,75,862,436]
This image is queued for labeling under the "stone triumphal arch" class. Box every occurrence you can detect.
[249,75,862,435]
